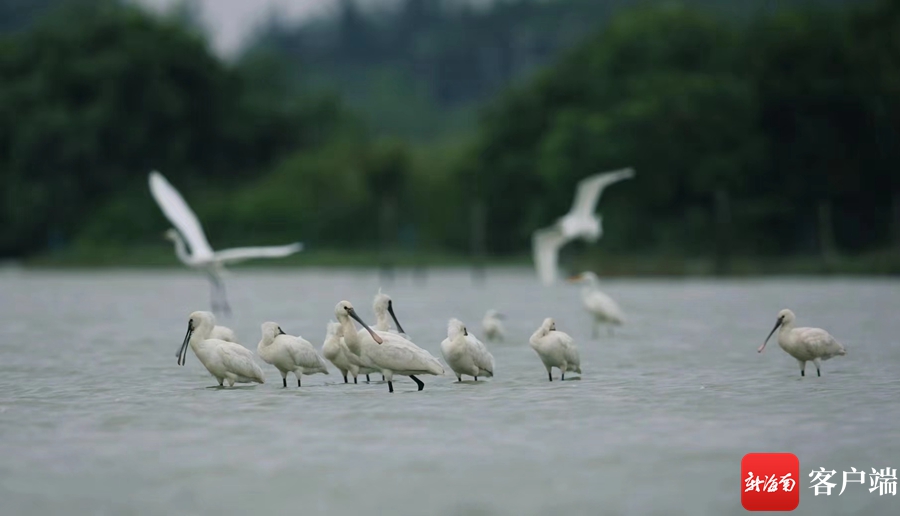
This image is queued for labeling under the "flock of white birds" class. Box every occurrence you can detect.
[152,169,848,388]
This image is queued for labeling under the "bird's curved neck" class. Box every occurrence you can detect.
[258,334,275,349]
[373,311,390,331]
[190,320,214,351]
[168,231,194,264]
[338,316,361,350]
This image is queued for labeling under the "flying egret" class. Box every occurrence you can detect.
[759,309,847,377]
[148,171,303,316]
[322,321,359,384]
[529,317,581,381]
[176,311,265,387]
[568,271,625,338]
[335,300,443,393]
[532,168,635,285]
[441,318,495,382]
[481,309,506,342]
[257,322,329,387]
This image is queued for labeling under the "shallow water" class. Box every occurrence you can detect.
[0,268,898,515]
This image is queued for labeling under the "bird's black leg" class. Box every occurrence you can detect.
[366,374,370,383]
[410,375,425,391]
[298,378,302,387]
[548,371,553,382]
[801,370,805,377]
[382,375,385,381]
[474,376,478,381]
[353,376,358,384]
[282,377,287,388]
[562,372,565,381]
[817,369,821,377]
[343,373,348,384]
[456,375,461,382]
[388,381,394,393]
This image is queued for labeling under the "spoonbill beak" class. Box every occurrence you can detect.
[177,319,193,365]
[387,300,406,334]
[759,317,783,353]
[277,327,286,335]
[347,306,384,344]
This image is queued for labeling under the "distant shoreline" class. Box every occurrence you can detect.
[9,246,900,276]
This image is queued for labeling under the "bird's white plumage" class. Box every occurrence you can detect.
[569,271,625,337]
[210,325,237,343]
[148,171,303,315]
[529,317,581,381]
[532,168,635,285]
[322,321,359,382]
[441,318,494,381]
[149,171,214,261]
[257,322,328,386]
[481,309,506,342]
[758,309,846,377]
[177,311,265,386]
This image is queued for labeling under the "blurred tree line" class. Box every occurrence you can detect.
[0,0,897,264]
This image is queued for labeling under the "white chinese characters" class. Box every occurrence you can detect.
[745,472,796,493]
[811,467,897,496]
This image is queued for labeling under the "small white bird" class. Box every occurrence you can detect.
[441,318,495,382]
[149,171,303,316]
[481,310,506,342]
[758,309,847,377]
[334,300,443,393]
[321,320,360,384]
[363,289,408,382]
[568,271,625,338]
[532,168,635,286]
[176,311,265,387]
[257,322,329,387]
[529,318,581,381]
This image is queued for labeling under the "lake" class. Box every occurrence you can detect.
[0,268,898,515]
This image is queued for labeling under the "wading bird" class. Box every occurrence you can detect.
[529,318,581,381]
[532,168,635,285]
[149,171,303,316]
[257,322,329,387]
[481,310,506,342]
[441,318,495,382]
[322,321,359,384]
[568,271,625,338]
[758,309,846,377]
[176,311,265,387]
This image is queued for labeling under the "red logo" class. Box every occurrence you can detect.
[741,453,800,511]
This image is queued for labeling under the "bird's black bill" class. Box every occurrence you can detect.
[178,320,194,366]
[387,300,406,334]
[348,307,384,344]
[277,327,286,335]
[759,319,782,353]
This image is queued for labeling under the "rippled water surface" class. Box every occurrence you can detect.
[1,268,899,515]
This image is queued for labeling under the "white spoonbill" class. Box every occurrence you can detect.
[441,318,495,382]
[174,324,236,359]
[149,171,303,316]
[532,168,635,285]
[758,309,847,377]
[568,271,625,337]
[176,311,265,387]
[335,301,443,393]
[321,320,360,384]
[257,322,329,387]
[481,309,506,342]
[529,318,581,381]
[362,289,408,382]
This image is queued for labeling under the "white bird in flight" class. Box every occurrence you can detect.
[532,168,635,286]
[148,171,303,316]
[176,311,265,387]
[568,271,625,338]
[758,309,847,377]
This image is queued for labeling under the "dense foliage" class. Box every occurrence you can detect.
[0,0,896,263]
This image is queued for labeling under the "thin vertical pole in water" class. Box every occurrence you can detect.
[471,200,486,284]
[714,188,732,276]
[818,199,838,268]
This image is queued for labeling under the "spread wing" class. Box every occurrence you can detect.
[532,226,569,286]
[213,243,303,265]
[569,168,635,219]
[217,342,265,383]
[148,171,214,260]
